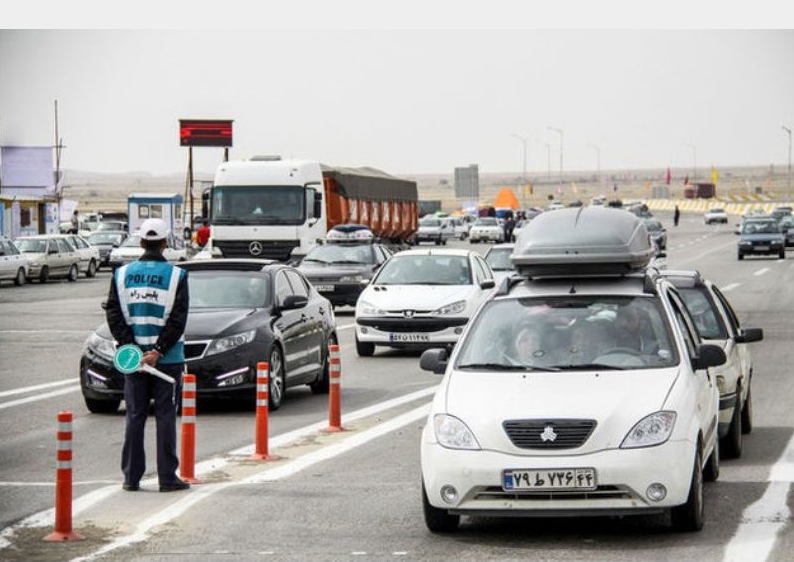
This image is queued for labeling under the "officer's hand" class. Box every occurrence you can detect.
[141,351,161,366]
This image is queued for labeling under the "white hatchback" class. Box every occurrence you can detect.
[468,217,503,243]
[354,249,496,356]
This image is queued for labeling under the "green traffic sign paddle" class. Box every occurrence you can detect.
[113,344,176,384]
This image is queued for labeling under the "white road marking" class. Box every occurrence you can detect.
[0,480,116,487]
[722,432,794,562]
[674,239,744,267]
[0,378,76,398]
[337,323,355,331]
[66,404,430,562]
[721,283,742,293]
[754,267,770,277]
[0,385,80,411]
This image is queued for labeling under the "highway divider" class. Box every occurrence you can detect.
[43,411,83,542]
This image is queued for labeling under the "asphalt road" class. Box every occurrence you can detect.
[0,211,792,562]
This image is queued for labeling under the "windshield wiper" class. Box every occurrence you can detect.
[457,363,559,372]
[302,258,329,264]
[548,363,627,371]
[330,260,367,265]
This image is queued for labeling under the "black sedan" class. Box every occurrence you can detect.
[80,259,338,413]
[86,230,128,270]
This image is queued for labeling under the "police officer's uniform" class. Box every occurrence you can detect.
[106,218,190,491]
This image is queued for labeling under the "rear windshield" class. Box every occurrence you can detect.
[420,218,441,227]
[475,218,497,226]
[456,295,679,371]
[189,271,270,308]
[677,287,728,340]
[88,233,125,245]
[16,239,47,253]
[484,248,515,271]
[302,243,374,265]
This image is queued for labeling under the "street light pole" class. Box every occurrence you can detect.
[535,139,551,181]
[547,126,564,192]
[781,125,791,197]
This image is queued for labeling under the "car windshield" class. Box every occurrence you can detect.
[484,248,515,271]
[475,218,497,226]
[456,295,679,371]
[16,239,47,253]
[189,271,270,308]
[742,221,779,234]
[88,233,125,245]
[302,243,373,265]
[644,220,663,232]
[677,288,728,340]
[211,185,306,226]
[374,254,471,285]
[121,235,142,248]
[420,218,441,227]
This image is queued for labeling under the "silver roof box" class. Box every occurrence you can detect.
[511,207,654,277]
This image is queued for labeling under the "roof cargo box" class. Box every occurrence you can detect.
[511,207,654,277]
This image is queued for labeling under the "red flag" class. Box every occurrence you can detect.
[665,167,671,185]
[684,174,689,185]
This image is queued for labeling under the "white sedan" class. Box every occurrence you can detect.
[468,217,503,243]
[354,249,496,356]
[704,208,729,224]
[108,232,187,270]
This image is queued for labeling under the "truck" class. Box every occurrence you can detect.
[684,182,716,199]
[203,157,418,262]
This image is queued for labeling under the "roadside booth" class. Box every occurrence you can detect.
[127,193,184,236]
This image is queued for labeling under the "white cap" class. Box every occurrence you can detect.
[139,218,169,241]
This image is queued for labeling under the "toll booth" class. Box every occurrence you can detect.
[127,193,184,235]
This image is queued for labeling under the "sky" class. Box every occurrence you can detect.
[1,27,794,177]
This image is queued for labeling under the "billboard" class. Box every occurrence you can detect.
[179,119,233,147]
[0,146,55,195]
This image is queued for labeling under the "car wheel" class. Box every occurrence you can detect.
[671,444,704,532]
[737,253,744,261]
[741,384,753,434]
[84,396,121,414]
[779,251,786,259]
[310,334,337,395]
[39,266,49,283]
[14,267,26,286]
[442,239,447,246]
[703,437,720,482]
[355,336,375,357]
[268,346,286,411]
[86,259,97,278]
[721,385,743,459]
[422,482,460,533]
[67,264,78,282]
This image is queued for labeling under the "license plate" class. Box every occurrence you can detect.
[389,333,430,343]
[755,245,769,251]
[503,468,597,491]
[315,285,334,292]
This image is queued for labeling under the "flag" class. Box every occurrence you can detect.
[684,175,689,185]
[711,167,718,186]
[665,167,671,185]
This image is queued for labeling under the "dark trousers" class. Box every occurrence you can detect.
[121,363,183,486]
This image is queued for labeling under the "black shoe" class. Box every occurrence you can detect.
[159,479,190,492]
[122,482,140,491]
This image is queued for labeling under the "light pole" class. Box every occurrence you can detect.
[684,143,697,182]
[547,126,564,192]
[586,143,601,180]
[781,125,791,197]
[535,139,551,181]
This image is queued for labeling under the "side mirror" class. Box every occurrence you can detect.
[420,348,448,375]
[734,327,763,344]
[112,243,119,248]
[480,280,496,290]
[692,343,727,371]
[280,294,308,310]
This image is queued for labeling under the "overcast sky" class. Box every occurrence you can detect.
[1,29,793,177]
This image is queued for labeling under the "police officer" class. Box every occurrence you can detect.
[106,218,190,492]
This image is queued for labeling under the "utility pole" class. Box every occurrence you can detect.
[783,125,792,198]
[511,134,528,206]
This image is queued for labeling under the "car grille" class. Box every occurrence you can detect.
[184,342,209,361]
[503,419,597,449]
[357,317,468,333]
[473,485,631,501]
[215,240,299,261]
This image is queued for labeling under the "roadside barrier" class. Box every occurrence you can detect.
[326,344,344,432]
[44,411,83,541]
[179,374,200,483]
[250,362,275,460]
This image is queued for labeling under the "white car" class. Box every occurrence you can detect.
[0,236,29,286]
[483,243,516,286]
[414,217,456,245]
[419,207,723,533]
[354,248,496,356]
[15,235,81,283]
[661,270,763,458]
[704,208,729,225]
[108,231,187,270]
[64,234,100,278]
[468,217,503,243]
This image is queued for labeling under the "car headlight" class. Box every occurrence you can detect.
[433,300,466,315]
[621,411,677,449]
[86,332,117,360]
[357,299,385,316]
[739,241,752,246]
[205,330,256,357]
[434,414,481,450]
[340,275,363,283]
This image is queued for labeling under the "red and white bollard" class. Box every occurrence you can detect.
[250,362,275,460]
[180,374,200,484]
[44,411,83,541]
[326,344,344,432]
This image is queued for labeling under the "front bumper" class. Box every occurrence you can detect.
[310,282,366,307]
[356,316,468,346]
[738,242,784,256]
[470,230,502,241]
[421,438,696,516]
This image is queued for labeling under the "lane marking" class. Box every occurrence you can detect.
[754,267,770,277]
[722,432,794,562]
[721,283,742,293]
[0,385,80,411]
[67,404,430,562]
[0,378,76,398]
[673,239,744,267]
